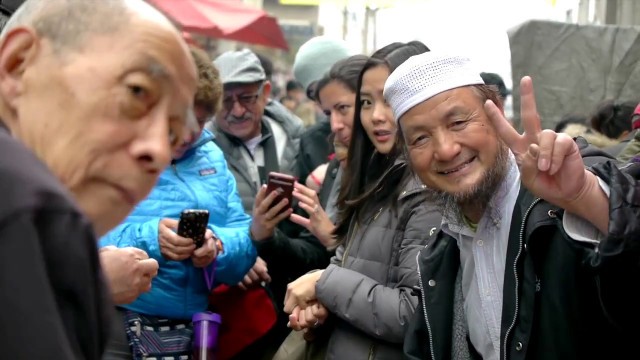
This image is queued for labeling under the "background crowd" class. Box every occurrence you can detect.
[1,1,639,360]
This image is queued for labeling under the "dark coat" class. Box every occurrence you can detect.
[295,119,333,184]
[0,124,111,359]
[404,160,640,360]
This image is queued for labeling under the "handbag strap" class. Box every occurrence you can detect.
[204,261,216,291]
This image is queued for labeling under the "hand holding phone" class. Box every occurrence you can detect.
[250,173,295,241]
[177,209,210,248]
[158,218,197,261]
[265,172,295,214]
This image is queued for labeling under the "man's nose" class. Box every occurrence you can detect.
[230,98,246,117]
[131,113,173,176]
[432,132,461,163]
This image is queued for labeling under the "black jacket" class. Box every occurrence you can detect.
[0,125,111,359]
[295,119,333,184]
[232,161,338,359]
[404,160,640,360]
[254,159,340,308]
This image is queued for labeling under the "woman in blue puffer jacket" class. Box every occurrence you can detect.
[100,126,256,319]
[99,47,257,359]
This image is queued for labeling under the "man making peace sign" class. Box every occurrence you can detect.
[385,52,640,360]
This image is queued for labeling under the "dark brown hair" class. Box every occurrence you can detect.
[314,55,369,101]
[590,99,636,139]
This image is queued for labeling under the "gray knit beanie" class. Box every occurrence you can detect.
[293,36,353,91]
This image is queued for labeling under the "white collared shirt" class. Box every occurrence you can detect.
[442,153,520,360]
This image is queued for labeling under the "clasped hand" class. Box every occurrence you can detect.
[288,302,329,332]
[284,270,324,314]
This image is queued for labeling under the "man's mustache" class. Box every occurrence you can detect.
[226,113,253,124]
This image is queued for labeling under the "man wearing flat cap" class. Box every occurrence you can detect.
[385,52,640,359]
[207,48,310,358]
[208,49,303,214]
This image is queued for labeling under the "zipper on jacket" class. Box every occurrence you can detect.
[367,344,376,360]
[416,249,435,360]
[503,198,541,360]
[340,207,382,267]
[172,162,198,318]
[341,222,359,267]
[372,207,384,221]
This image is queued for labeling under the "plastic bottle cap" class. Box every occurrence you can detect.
[192,311,222,323]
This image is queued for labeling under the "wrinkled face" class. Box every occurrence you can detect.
[0,17,197,236]
[318,80,355,146]
[215,81,270,141]
[359,65,396,154]
[400,87,506,200]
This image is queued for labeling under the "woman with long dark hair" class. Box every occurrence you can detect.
[283,41,441,359]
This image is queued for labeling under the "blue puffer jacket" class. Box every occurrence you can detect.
[100,129,256,320]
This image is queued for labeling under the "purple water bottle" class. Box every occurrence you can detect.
[192,311,222,360]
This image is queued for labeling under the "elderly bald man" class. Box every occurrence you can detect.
[0,0,197,358]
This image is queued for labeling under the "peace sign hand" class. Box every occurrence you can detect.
[484,76,591,211]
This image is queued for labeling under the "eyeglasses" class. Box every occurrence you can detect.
[222,83,264,112]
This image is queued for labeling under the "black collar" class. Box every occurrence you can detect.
[0,0,24,17]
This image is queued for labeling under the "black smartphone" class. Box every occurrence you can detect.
[177,209,210,248]
[266,172,295,214]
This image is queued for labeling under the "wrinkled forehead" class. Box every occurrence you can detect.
[399,87,482,127]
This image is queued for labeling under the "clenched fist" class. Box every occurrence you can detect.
[99,246,159,304]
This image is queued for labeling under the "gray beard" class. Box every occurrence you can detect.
[422,144,510,225]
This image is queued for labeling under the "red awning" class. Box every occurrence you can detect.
[148,0,289,50]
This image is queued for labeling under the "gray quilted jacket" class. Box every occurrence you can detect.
[315,171,441,360]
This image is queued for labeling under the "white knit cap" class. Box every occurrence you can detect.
[384,51,485,121]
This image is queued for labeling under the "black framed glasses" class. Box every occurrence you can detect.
[222,83,264,113]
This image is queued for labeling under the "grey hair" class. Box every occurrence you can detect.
[0,0,139,53]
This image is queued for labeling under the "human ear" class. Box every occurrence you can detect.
[0,27,39,111]
[262,80,272,98]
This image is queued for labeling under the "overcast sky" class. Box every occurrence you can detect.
[319,0,580,89]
